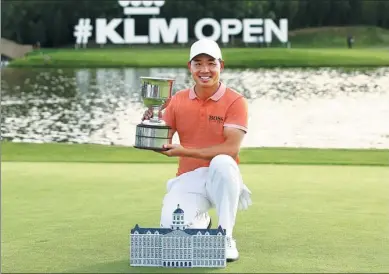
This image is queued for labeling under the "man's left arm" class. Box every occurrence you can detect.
[184,126,246,160]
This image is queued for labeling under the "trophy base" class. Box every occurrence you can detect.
[134,121,172,151]
[133,145,170,151]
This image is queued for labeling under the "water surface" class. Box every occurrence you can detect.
[1,67,388,149]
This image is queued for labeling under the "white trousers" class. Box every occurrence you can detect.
[160,154,252,237]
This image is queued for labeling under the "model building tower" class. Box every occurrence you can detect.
[171,205,186,230]
[129,204,227,268]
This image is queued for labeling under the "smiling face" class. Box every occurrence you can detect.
[188,54,224,89]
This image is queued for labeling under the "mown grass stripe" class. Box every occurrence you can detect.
[2,142,388,166]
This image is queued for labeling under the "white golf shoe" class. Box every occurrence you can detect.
[226,236,239,262]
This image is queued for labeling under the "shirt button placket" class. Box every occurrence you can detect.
[199,101,207,131]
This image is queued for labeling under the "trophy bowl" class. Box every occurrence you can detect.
[134,77,175,151]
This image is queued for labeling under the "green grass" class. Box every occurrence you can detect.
[288,26,389,48]
[9,47,389,68]
[2,142,389,272]
[2,142,389,166]
[2,162,389,273]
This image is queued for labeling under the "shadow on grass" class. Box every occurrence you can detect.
[66,259,223,273]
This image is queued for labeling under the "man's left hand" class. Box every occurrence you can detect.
[158,144,188,157]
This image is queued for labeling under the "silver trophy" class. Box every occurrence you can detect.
[134,77,175,151]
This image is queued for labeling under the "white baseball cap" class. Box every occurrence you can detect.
[189,39,223,61]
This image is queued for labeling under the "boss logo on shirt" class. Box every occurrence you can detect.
[209,115,224,123]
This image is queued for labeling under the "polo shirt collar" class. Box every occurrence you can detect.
[189,82,226,101]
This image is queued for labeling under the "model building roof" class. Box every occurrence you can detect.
[130,205,226,235]
[130,224,226,235]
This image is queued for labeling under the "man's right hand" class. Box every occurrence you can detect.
[142,108,154,121]
[141,98,171,121]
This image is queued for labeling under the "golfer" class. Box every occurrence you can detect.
[142,38,252,262]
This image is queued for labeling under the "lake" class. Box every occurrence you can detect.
[1,67,389,149]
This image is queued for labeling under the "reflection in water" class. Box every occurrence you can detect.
[1,67,389,148]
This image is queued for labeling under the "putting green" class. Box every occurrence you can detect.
[2,162,388,273]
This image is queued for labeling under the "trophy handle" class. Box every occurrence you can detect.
[168,79,174,98]
[162,80,174,110]
[161,98,171,111]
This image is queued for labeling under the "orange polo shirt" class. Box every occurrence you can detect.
[162,82,248,177]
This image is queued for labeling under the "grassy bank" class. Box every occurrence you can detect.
[288,26,389,48]
[2,142,388,166]
[8,47,389,68]
[8,26,389,68]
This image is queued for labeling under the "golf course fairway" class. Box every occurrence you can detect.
[2,142,388,273]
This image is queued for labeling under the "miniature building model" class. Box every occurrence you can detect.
[130,205,227,268]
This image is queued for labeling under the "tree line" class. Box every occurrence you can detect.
[1,0,388,47]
